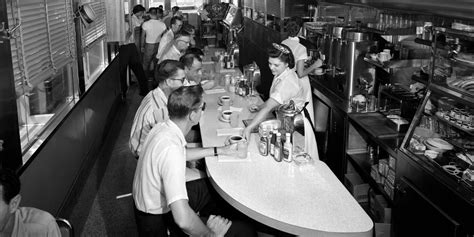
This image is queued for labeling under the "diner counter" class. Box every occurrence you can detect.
[199,66,373,236]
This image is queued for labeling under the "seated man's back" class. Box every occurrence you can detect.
[12,207,60,237]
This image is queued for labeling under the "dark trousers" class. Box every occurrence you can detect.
[119,43,149,97]
[134,179,257,237]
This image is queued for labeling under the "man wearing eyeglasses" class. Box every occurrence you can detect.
[133,86,256,237]
[159,30,192,62]
[130,60,235,181]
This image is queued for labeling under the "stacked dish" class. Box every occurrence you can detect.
[424,138,454,154]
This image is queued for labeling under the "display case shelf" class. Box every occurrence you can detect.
[346,151,394,204]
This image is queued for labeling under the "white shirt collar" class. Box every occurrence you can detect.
[287,36,300,43]
[153,87,168,104]
[274,68,292,81]
[166,120,187,147]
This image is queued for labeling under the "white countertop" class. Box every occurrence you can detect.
[199,60,373,237]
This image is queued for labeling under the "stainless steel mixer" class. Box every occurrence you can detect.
[318,25,376,100]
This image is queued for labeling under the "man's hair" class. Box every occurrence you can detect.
[185,47,204,57]
[154,60,184,84]
[174,29,191,40]
[148,7,158,16]
[0,169,20,204]
[132,5,146,14]
[180,52,202,69]
[182,24,195,35]
[172,6,180,13]
[170,16,183,26]
[168,85,204,120]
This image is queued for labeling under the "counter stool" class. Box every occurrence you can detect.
[56,218,74,237]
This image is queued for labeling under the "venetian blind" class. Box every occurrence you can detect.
[81,1,106,48]
[7,0,76,88]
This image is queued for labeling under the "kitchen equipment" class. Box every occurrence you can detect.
[275,101,305,135]
[378,85,420,121]
[242,62,260,96]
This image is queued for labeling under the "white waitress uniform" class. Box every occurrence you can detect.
[282,36,319,160]
[269,67,319,160]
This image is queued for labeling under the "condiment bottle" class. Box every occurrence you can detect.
[274,132,282,162]
[259,128,269,156]
[282,133,293,162]
[270,126,277,157]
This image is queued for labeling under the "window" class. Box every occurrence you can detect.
[149,0,165,8]
[80,1,108,89]
[7,0,79,155]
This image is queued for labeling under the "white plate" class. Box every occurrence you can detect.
[218,115,230,123]
[426,138,453,150]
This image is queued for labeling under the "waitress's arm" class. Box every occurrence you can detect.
[243,98,280,140]
[295,59,322,78]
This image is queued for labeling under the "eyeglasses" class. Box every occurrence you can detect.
[177,39,191,44]
[199,102,206,111]
[169,76,186,83]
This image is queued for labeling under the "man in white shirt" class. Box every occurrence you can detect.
[119,4,149,97]
[133,86,256,236]
[159,30,191,62]
[156,16,183,62]
[141,8,167,74]
[0,169,60,237]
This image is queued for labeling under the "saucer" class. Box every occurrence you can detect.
[218,115,231,123]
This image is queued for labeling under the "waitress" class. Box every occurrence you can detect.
[281,18,322,160]
[242,43,318,160]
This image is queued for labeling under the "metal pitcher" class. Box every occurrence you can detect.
[276,100,304,135]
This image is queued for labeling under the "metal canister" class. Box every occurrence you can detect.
[276,101,299,135]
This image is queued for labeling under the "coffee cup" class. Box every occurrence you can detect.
[228,135,244,144]
[220,95,231,110]
[222,110,232,120]
[227,135,248,158]
[377,52,391,62]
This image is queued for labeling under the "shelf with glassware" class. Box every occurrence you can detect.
[400,85,474,195]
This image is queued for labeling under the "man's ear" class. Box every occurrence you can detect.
[188,110,199,123]
[8,194,21,213]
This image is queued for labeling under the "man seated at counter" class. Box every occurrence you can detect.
[180,52,215,89]
[159,30,192,62]
[0,168,60,236]
[156,16,183,62]
[242,43,318,159]
[133,86,256,237]
[129,60,234,180]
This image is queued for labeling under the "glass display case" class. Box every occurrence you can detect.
[400,27,474,194]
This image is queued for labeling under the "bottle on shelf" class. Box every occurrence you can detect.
[282,133,293,162]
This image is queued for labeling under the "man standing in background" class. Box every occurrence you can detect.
[141,7,167,78]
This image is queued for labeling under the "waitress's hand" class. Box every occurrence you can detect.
[242,127,252,141]
[310,59,323,70]
[248,104,260,113]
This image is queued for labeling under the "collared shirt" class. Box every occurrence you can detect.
[142,19,167,44]
[129,87,169,157]
[160,44,182,62]
[133,120,188,214]
[269,68,306,109]
[156,30,174,60]
[125,14,143,44]
[12,207,61,237]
